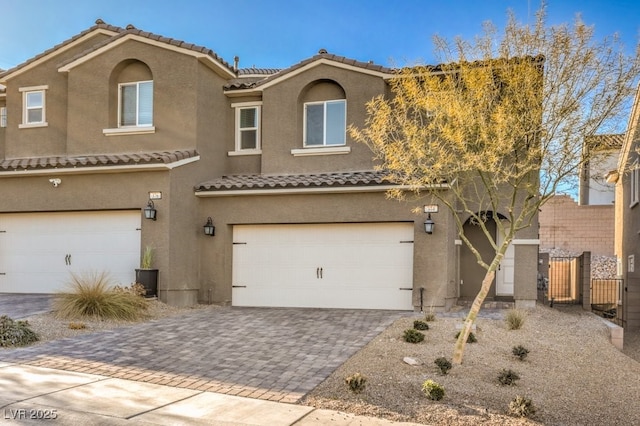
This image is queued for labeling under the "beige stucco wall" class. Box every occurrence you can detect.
[197,191,459,311]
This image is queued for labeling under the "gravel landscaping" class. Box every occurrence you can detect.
[302,305,640,426]
[6,300,640,425]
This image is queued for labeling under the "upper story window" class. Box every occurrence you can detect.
[0,107,6,128]
[18,85,48,128]
[119,80,153,127]
[104,60,155,136]
[304,99,346,147]
[229,102,262,156]
[631,158,639,207]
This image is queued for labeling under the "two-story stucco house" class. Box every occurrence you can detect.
[613,85,640,329]
[0,20,539,310]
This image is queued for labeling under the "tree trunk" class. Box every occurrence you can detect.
[452,268,496,364]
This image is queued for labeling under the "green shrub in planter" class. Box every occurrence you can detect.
[413,320,429,330]
[434,357,452,375]
[403,329,425,343]
[455,330,477,343]
[422,379,445,400]
[0,315,39,347]
[345,373,367,393]
[508,395,536,418]
[512,345,530,361]
[498,369,520,386]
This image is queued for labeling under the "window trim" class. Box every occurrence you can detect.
[0,106,6,128]
[18,85,48,128]
[631,158,639,207]
[117,80,153,128]
[228,101,262,156]
[303,99,346,148]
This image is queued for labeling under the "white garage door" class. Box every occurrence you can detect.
[0,211,141,293]
[232,223,414,310]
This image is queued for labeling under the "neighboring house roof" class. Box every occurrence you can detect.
[0,150,199,175]
[196,170,392,192]
[585,134,624,152]
[0,19,124,82]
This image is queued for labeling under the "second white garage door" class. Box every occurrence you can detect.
[0,211,141,293]
[232,223,414,310]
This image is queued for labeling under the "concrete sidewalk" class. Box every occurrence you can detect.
[0,363,422,425]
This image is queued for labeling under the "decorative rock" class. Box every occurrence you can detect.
[403,357,421,366]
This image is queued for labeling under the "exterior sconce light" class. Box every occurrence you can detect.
[144,200,157,221]
[203,217,215,236]
[424,213,435,234]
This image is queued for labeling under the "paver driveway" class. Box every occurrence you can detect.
[0,306,406,402]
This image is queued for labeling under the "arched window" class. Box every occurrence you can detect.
[301,80,346,147]
[106,60,154,133]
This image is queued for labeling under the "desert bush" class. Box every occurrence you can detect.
[345,373,367,393]
[505,309,527,330]
[403,329,425,343]
[434,357,452,375]
[54,271,148,321]
[422,379,445,400]
[413,320,429,330]
[508,395,536,418]
[0,315,39,347]
[512,345,530,361]
[455,330,477,343]
[498,369,520,386]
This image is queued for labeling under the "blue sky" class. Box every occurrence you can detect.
[0,0,638,71]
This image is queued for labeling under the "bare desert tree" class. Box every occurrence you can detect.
[350,7,640,364]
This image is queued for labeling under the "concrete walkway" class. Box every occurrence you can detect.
[0,362,423,425]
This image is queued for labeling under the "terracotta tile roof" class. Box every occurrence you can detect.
[196,170,392,192]
[0,19,126,80]
[58,22,235,74]
[224,50,394,91]
[0,150,198,172]
[238,67,281,76]
[585,134,625,151]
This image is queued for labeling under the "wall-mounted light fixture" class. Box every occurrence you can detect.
[144,200,157,221]
[203,217,215,236]
[49,178,62,187]
[424,213,435,234]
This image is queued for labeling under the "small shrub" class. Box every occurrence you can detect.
[455,330,477,343]
[54,271,148,321]
[505,309,527,330]
[413,320,429,330]
[345,373,367,393]
[422,379,445,400]
[512,345,530,361]
[0,315,39,347]
[424,311,436,322]
[434,357,452,375]
[508,395,536,418]
[113,283,147,298]
[403,329,425,343]
[68,322,87,330]
[498,369,520,386]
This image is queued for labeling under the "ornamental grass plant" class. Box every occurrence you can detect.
[53,271,148,321]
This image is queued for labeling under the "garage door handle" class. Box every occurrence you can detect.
[65,254,71,265]
[316,267,319,279]
[320,267,323,279]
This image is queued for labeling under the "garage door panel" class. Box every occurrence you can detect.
[232,223,414,310]
[0,211,141,293]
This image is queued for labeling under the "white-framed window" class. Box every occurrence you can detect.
[119,80,153,127]
[228,102,261,156]
[0,107,6,128]
[631,158,639,207]
[304,99,346,147]
[19,85,48,128]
